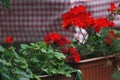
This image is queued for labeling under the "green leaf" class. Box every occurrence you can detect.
[14,58,28,68]
[21,44,30,49]
[75,70,84,80]
[41,48,47,53]
[0,45,4,52]
[112,70,120,80]
[1,0,9,8]
[2,73,10,80]
[51,69,58,74]
[12,68,33,78]
[30,57,39,63]
[0,59,11,66]
[33,74,41,80]
[54,52,66,60]
[0,63,4,73]
[19,77,29,80]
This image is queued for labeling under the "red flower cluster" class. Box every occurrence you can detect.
[61,47,81,62]
[62,5,94,29]
[62,4,115,33]
[94,18,114,33]
[5,37,13,44]
[73,13,94,29]
[105,30,117,45]
[108,3,117,13]
[44,32,71,46]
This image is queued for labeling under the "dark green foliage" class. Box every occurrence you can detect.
[0,42,73,80]
[112,70,120,80]
[20,42,73,77]
[0,0,9,8]
[0,45,33,80]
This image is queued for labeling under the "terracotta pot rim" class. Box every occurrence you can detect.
[78,55,116,64]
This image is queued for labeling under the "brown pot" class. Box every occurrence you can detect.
[35,55,120,80]
[40,72,75,80]
[71,55,119,80]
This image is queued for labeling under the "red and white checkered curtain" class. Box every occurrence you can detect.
[0,0,120,43]
[0,0,72,43]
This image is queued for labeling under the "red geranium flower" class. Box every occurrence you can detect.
[70,5,86,15]
[57,37,71,46]
[108,2,116,13]
[94,18,109,28]
[62,21,71,29]
[73,17,84,28]
[65,38,71,44]
[62,5,87,29]
[69,47,81,62]
[51,32,62,42]
[62,12,73,29]
[107,30,117,40]
[5,37,13,44]
[78,5,86,13]
[93,18,110,33]
[62,12,73,20]
[85,16,94,27]
[44,32,71,46]
[109,22,115,27]
[105,37,112,45]
[61,47,69,54]
[73,54,81,63]
[44,33,51,45]
[61,47,81,63]
[57,40,65,46]
[105,30,117,45]
[109,30,116,36]
[93,25,100,33]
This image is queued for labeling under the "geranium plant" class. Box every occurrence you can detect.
[20,41,73,77]
[0,37,33,80]
[61,3,120,59]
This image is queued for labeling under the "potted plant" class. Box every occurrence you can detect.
[61,2,120,80]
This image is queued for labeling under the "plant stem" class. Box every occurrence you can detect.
[79,28,86,43]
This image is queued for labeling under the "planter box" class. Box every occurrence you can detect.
[71,55,119,80]
[37,55,120,80]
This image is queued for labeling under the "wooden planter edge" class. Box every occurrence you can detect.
[77,55,117,64]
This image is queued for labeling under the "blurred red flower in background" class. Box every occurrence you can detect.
[108,3,116,13]
[105,37,112,45]
[5,37,13,44]
[105,30,118,45]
